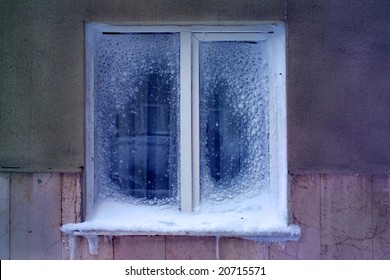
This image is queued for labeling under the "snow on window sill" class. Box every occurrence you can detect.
[61,198,301,243]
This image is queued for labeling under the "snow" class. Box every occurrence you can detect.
[61,186,299,237]
[67,29,299,247]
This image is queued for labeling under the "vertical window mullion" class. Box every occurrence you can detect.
[192,35,200,209]
[180,31,193,212]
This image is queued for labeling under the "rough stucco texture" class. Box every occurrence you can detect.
[287,0,390,173]
[1,0,390,173]
[0,0,284,171]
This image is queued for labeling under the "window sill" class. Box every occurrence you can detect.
[61,199,301,243]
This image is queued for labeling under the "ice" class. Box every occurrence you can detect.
[215,236,220,260]
[86,235,99,255]
[94,33,180,204]
[68,235,76,260]
[199,40,270,205]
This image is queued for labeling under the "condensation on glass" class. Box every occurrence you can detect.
[94,33,180,203]
[199,41,270,201]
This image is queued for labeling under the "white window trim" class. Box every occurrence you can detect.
[63,23,298,243]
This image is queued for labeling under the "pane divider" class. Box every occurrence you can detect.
[180,31,193,212]
[192,35,200,210]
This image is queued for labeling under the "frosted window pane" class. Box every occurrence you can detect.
[199,41,269,202]
[94,33,180,203]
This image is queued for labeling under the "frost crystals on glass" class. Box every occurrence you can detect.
[94,33,180,204]
[199,41,270,202]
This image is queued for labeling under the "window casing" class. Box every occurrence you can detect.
[73,23,296,238]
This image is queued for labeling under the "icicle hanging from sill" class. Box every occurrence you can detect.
[86,235,99,255]
[215,236,220,260]
[68,235,77,260]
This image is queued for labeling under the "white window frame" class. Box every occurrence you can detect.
[76,23,293,240]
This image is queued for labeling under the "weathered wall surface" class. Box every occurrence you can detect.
[0,0,284,171]
[1,0,390,260]
[287,0,390,173]
[1,0,390,173]
[1,172,389,259]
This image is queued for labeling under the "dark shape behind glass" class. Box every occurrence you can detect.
[205,78,244,185]
[111,73,172,199]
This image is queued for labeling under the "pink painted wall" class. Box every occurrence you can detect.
[1,172,389,259]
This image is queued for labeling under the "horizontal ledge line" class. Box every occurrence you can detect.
[63,229,301,242]
[0,167,83,173]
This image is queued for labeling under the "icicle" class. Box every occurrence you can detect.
[215,236,220,260]
[68,235,77,260]
[104,235,114,243]
[86,235,99,255]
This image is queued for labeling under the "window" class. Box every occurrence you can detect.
[63,23,298,239]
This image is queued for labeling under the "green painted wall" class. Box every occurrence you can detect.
[1,0,390,173]
[0,0,284,171]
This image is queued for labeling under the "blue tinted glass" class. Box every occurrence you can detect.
[199,40,270,200]
[94,33,180,202]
